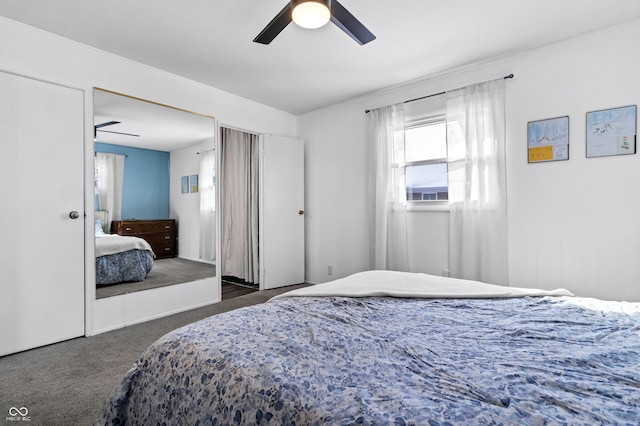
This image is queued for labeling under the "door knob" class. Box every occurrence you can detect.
[69,211,80,219]
[298,210,305,215]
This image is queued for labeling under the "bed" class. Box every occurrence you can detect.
[95,211,154,286]
[95,270,640,424]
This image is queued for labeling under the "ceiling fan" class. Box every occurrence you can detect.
[94,120,140,138]
[254,0,375,45]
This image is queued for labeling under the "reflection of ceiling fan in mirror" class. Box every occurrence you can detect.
[94,120,140,139]
[93,88,217,151]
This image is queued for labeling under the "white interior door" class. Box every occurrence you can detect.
[0,72,85,356]
[260,134,304,290]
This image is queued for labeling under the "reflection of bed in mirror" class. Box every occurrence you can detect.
[95,210,154,286]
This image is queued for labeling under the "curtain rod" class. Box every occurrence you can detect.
[95,151,128,157]
[197,148,215,155]
[364,73,514,114]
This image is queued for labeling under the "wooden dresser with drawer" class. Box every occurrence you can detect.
[111,219,176,259]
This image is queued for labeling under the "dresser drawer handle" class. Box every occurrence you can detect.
[125,227,132,231]
[165,236,170,239]
[164,247,171,251]
[165,225,171,229]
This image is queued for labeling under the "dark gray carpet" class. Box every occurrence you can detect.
[96,257,215,299]
[0,283,306,425]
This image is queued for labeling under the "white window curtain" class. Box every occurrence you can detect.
[219,127,260,284]
[366,103,409,271]
[199,149,216,262]
[446,78,508,285]
[95,152,125,230]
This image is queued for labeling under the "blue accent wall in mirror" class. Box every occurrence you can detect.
[95,142,170,219]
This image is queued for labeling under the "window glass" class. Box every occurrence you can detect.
[406,163,448,201]
[405,122,447,162]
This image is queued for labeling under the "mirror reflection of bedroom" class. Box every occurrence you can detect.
[93,88,216,299]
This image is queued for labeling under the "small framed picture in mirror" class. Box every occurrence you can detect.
[181,176,189,193]
[190,174,198,193]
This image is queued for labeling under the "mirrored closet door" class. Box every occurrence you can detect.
[93,88,217,300]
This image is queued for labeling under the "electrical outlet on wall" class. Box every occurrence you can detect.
[327,266,333,276]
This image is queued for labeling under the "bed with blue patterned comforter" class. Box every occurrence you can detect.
[96,271,640,425]
[95,235,154,285]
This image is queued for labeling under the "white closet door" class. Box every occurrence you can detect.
[260,134,305,289]
[0,72,85,356]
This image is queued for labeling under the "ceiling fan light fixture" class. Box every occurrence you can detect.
[292,0,331,29]
[253,0,374,45]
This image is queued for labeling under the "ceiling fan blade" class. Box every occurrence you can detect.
[330,0,375,45]
[253,3,292,44]
[95,120,121,129]
[96,129,140,137]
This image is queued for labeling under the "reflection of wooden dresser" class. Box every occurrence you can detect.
[111,219,176,259]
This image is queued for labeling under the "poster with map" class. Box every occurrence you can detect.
[586,105,637,158]
[527,116,569,163]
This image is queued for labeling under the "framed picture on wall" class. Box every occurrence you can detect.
[527,116,569,163]
[190,174,198,193]
[181,176,189,194]
[586,105,637,158]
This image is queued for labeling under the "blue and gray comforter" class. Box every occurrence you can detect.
[97,294,640,424]
[95,249,154,285]
[95,235,154,285]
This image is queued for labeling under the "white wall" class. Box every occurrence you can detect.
[299,104,371,283]
[0,17,297,334]
[170,139,215,262]
[507,20,640,302]
[300,18,640,302]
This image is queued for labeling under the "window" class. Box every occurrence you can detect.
[394,94,448,203]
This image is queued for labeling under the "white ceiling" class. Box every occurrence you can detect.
[2,0,640,116]
[93,88,216,151]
